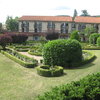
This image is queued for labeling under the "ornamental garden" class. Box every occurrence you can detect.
[0,31,100,100]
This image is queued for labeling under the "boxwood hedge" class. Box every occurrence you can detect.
[36,65,64,77]
[43,39,82,68]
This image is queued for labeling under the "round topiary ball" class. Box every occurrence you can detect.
[43,39,82,68]
[97,37,100,46]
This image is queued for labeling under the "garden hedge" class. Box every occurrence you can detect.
[89,33,100,44]
[70,30,80,41]
[37,72,100,100]
[97,37,100,46]
[43,39,82,68]
[36,65,64,77]
[1,50,38,68]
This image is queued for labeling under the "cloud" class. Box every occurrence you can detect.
[53,6,71,10]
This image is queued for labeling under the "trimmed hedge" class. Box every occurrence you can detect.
[89,33,100,44]
[82,50,96,65]
[37,72,100,100]
[36,65,64,77]
[1,50,38,68]
[28,50,42,56]
[97,37,100,46]
[43,39,82,68]
[83,46,100,50]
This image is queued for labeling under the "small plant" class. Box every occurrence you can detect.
[70,30,80,41]
[89,33,100,44]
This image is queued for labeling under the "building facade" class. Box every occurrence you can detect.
[18,16,100,40]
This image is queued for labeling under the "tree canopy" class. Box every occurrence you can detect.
[80,10,90,16]
[6,16,19,32]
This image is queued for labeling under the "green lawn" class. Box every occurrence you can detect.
[0,50,100,100]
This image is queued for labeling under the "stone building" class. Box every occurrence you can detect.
[18,16,100,40]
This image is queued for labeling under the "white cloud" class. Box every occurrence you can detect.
[0,0,100,23]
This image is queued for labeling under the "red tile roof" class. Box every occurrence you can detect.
[74,16,100,23]
[19,16,73,22]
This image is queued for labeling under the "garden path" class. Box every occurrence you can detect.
[19,52,43,64]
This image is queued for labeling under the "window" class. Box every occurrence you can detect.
[47,22,55,30]
[34,22,42,33]
[21,21,29,32]
[78,24,86,31]
[72,23,76,28]
[61,23,68,33]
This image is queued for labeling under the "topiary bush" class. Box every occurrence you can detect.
[70,30,80,41]
[43,39,82,68]
[89,33,100,44]
[36,65,63,77]
[97,37,100,46]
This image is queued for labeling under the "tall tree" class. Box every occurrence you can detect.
[6,16,19,32]
[73,9,78,20]
[80,10,90,16]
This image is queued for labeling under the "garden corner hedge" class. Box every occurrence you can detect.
[1,50,38,68]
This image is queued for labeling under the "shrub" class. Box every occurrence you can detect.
[37,72,100,100]
[0,34,12,50]
[70,30,80,41]
[97,37,100,46]
[89,33,100,44]
[46,33,59,40]
[7,33,28,43]
[36,65,63,77]
[43,39,82,68]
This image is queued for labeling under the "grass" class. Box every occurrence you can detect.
[0,50,100,100]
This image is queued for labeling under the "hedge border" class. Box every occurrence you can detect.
[83,47,100,50]
[36,65,64,77]
[28,50,42,56]
[81,50,96,65]
[1,50,38,68]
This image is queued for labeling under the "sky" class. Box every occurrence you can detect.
[0,0,100,23]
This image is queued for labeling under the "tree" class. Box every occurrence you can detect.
[0,34,12,50]
[6,16,19,32]
[80,10,90,16]
[81,26,97,42]
[73,9,78,20]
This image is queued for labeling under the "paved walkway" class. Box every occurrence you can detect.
[19,52,43,64]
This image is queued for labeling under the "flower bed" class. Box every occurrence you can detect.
[1,49,38,68]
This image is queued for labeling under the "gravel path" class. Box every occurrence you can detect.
[19,52,43,64]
